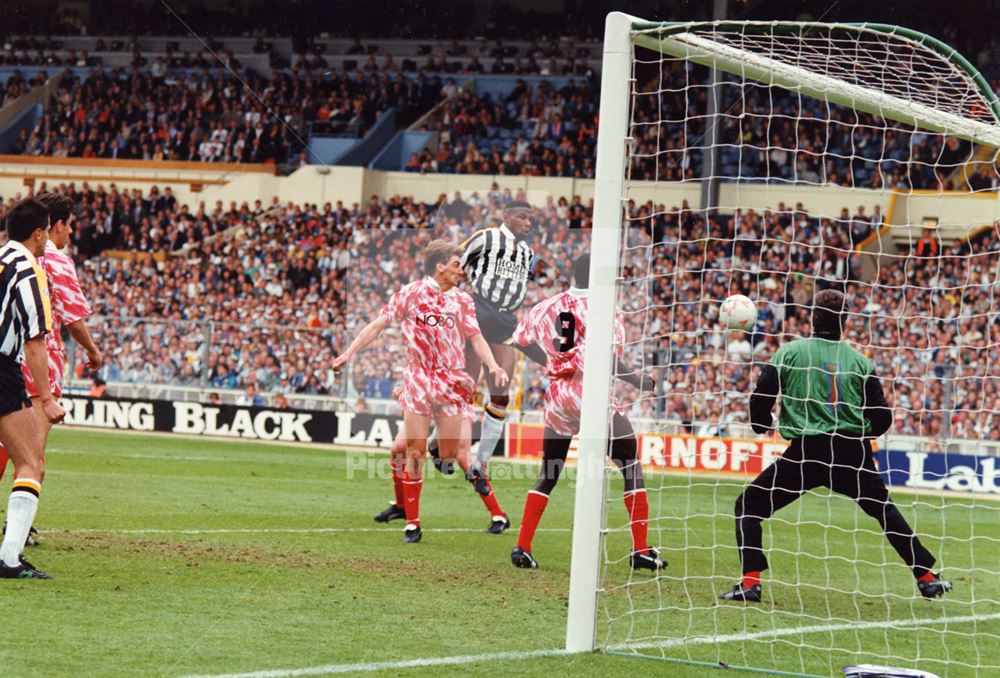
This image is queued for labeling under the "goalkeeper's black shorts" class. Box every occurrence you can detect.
[735,432,936,576]
[755,433,888,502]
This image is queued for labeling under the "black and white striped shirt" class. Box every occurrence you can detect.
[0,240,51,360]
[460,224,535,312]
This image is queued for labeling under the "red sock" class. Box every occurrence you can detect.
[390,458,405,507]
[0,444,8,482]
[623,489,649,553]
[517,490,549,552]
[743,571,761,588]
[917,571,935,583]
[401,471,422,526]
[477,476,504,517]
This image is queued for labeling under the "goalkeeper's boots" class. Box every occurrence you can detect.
[373,503,406,523]
[918,573,952,599]
[486,513,510,534]
[402,523,422,544]
[467,467,491,496]
[0,556,51,580]
[1,521,39,548]
[719,583,762,603]
[511,546,538,569]
[630,548,667,571]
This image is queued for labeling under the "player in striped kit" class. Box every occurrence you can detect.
[0,197,66,579]
[335,240,510,542]
[508,254,665,570]
[0,192,102,547]
[440,200,548,492]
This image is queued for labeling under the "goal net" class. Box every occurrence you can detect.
[569,15,1000,677]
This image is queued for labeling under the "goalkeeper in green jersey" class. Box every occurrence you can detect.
[720,289,951,603]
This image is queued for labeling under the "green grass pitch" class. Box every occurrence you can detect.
[0,428,996,677]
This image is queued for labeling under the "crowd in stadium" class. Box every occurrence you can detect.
[385,64,977,187]
[0,177,991,442]
[626,70,976,189]
[42,183,356,393]
[0,69,43,109]
[11,66,448,164]
[618,202,1000,441]
[0,7,998,447]
[405,79,598,177]
[0,40,981,188]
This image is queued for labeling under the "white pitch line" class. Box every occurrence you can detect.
[52,527,570,535]
[179,649,570,678]
[177,611,1000,678]
[612,610,1000,651]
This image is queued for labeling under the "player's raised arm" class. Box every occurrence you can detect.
[332,317,389,370]
[336,279,415,369]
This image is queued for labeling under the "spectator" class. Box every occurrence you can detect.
[88,377,107,398]
[36,177,1000,444]
[915,228,940,258]
[237,383,265,407]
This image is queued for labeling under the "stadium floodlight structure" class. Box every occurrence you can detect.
[568,12,1000,676]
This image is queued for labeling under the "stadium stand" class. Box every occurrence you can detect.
[2,29,994,188]
[0,177,992,441]
[0,9,996,439]
[408,79,598,177]
[15,66,447,166]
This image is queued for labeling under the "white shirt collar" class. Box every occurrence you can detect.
[4,239,37,265]
[499,223,515,238]
[568,286,588,298]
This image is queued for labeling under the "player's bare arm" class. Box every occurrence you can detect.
[469,333,509,389]
[333,318,389,369]
[65,319,102,371]
[22,337,64,425]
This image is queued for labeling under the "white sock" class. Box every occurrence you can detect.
[476,407,507,468]
[1,479,40,567]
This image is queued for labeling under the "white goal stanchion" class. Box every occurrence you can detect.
[567,13,1000,676]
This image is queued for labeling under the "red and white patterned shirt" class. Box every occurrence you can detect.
[40,241,92,355]
[513,287,625,380]
[378,277,481,371]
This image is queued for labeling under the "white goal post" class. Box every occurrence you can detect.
[564,10,636,654]
[567,10,1000,671]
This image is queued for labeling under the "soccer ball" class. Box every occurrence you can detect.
[719,294,757,331]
